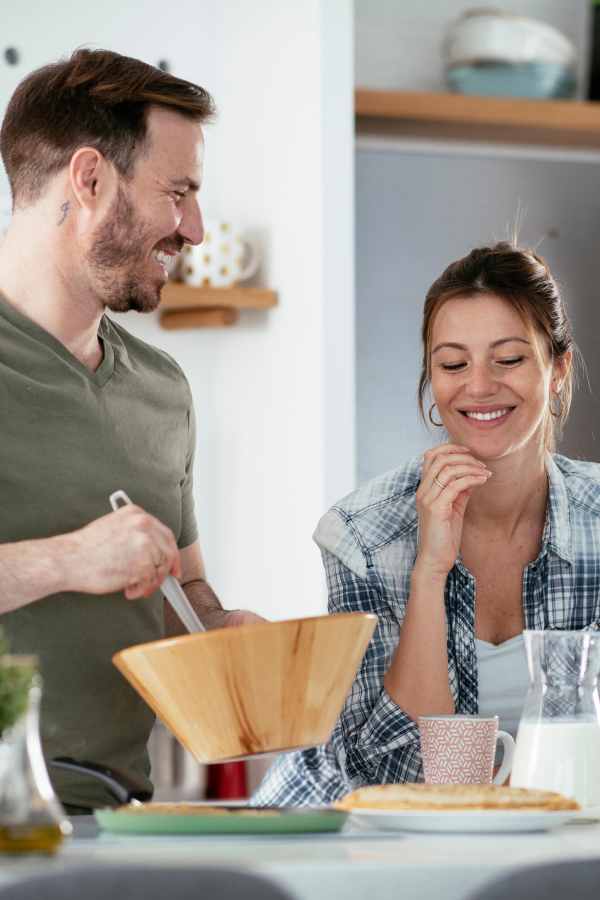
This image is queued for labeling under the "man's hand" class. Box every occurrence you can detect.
[168,602,265,633]
[0,518,267,622]
[222,610,266,628]
[0,505,181,615]
[164,540,266,636]
[61,505,181,599]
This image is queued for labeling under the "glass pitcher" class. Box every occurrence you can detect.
[0,677,72,852]
[511,630,600,807]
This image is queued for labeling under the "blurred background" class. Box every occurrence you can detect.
[355,1,600,484]
[3,0,600,799]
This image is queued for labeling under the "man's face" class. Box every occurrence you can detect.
[86,107,205,313]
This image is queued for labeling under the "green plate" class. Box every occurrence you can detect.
[95,806,347,835]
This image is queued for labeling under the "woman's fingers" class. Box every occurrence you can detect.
[420,469,489,510]
[422,444,470,477]
[423,448,486,482]
[431,463,490,491]
[420,455,487,495]
[415,443,491,579]
[432,473,489,506]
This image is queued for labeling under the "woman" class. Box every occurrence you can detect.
[252,241,600,807]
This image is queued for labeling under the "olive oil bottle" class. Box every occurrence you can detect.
[0,676,72,853]
[0,823,68,854]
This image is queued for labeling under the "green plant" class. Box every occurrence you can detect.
[0,628,38,734]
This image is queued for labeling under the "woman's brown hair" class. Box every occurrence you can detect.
[418,241,575,452]
[1,48,216,209]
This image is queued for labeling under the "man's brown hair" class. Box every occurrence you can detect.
[1,48,216,209]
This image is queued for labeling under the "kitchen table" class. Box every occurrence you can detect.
[0,816,600,900]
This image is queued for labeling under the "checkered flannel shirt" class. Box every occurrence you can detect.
[251,453,600,807]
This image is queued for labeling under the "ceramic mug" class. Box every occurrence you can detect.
[419,715,515,785]
[181,220,261,288]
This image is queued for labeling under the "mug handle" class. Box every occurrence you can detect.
[492,731,515,785]
[238,235,262,282]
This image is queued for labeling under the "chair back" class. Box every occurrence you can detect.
[0,866,295,900]
[467,859,600,900]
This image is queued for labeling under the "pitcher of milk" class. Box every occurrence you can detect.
[511,630,600,807]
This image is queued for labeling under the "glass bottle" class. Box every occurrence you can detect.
[0,677,72,852]
[511,630,600,807]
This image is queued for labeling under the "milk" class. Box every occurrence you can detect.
[511,722,600,806]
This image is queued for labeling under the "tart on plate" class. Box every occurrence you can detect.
[113,802,279,817]
[334,783,579,811]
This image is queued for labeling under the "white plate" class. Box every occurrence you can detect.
[567,806,600,822]
[348,807,574,833]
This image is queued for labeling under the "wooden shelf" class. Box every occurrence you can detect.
[355,89,600,149]
[161,308,239,329]
[161,284,277,311]
[356,89,600,132]
[159,285,277,329]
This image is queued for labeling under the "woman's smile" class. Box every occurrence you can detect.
[458,404,516,428]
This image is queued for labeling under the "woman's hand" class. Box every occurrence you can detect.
[385,442,487,721]
[414,443,491,583]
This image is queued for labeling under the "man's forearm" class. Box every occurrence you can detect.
[0,535,70,614]
[165,578,227,636]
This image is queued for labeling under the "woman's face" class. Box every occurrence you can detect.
[430,294,569,461]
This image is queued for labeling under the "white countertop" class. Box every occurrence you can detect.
[1,817,600,900]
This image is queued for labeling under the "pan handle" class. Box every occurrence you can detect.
[51,757,153,805]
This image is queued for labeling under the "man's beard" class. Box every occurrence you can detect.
[86,186,182,313]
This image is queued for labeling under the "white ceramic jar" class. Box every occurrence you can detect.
[181,221,261,289]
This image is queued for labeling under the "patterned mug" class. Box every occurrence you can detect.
[181,221,261,288]
[419,715,515,785]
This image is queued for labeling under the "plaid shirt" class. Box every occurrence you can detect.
[251,453,600,807]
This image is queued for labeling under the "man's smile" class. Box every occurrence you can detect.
[151,249,173,277]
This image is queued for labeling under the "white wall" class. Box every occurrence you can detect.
[356,0,592,98]
[209,0,355,619]
[1,0,355,621]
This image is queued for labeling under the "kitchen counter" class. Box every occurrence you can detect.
[0,817,600,900]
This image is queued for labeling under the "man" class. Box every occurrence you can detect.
[0,48,260,813]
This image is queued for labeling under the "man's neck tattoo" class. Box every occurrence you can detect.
[56,201,69,226]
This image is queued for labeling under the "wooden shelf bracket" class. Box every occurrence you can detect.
[159,284,277,329]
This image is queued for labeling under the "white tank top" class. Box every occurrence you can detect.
[475,633,529,740]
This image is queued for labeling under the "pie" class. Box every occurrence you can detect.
[115,802,279,817]
[334,783,579,811]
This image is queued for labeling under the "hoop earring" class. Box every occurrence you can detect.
[429,402,443,427]
[549,391,564,419]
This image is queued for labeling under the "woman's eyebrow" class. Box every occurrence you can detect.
[432,342,466,354]
[432,336,531,354]
[490,337,531,348]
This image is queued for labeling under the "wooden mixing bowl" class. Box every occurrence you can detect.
[112,612,377,763]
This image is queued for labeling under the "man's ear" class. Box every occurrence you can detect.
[69,147,114,212]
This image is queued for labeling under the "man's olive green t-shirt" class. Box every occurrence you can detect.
[0,295,198,809]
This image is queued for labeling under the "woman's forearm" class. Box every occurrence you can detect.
[383,563,454,722]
